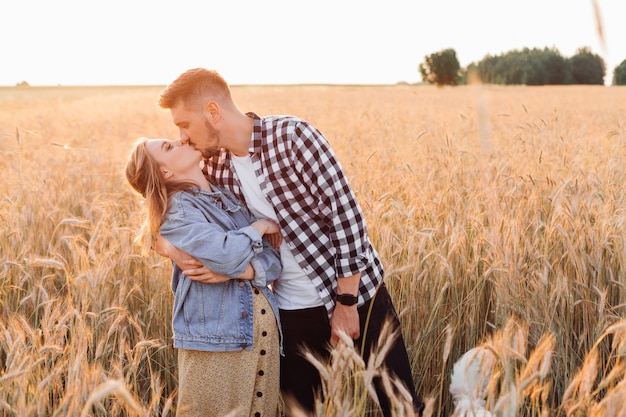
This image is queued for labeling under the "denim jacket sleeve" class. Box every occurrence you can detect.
[159,192,282,286]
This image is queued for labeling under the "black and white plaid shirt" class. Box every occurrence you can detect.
[205,112,384,315]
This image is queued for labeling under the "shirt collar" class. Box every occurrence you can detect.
[246,112,264,156]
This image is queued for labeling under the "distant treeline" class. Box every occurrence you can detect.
[419,47,626,86]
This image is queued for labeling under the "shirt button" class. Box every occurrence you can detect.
[239,281,245,287]
[262,331,267,337]
[260,349,266,355]
[242,312,249,318]
[261,309,266,314]
[254,289,260,294]
[240,343,247,348]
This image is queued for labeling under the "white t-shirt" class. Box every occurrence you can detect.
[230,154,324,310]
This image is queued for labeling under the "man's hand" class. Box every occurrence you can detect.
[182,265,231,284]
[329,303,360,346]
[266,231,283,251]
[154,234,193,267]
[330,272,362,346]
[154,234,230,283]
[250,219,283,250]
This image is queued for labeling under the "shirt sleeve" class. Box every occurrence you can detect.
[160,195,282,286]
[290,121,372,277]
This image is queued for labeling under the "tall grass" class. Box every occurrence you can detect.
[1,84,625,416]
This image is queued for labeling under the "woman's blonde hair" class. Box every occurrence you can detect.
[125,138,198,254]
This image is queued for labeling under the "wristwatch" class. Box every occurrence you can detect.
[336,293,358,306]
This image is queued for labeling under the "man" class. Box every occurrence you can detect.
[156,68,424,416]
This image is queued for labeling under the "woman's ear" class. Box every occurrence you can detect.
[162,169,174,179]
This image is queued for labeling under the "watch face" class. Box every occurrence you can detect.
[337,294,358,306]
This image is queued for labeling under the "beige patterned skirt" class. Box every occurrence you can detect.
[176,288,280,417]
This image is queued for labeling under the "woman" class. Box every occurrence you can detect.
[125,137,282,417]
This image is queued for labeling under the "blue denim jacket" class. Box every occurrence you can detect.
[159,184,282,352]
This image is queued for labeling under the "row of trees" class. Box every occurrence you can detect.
[419,47,626,86]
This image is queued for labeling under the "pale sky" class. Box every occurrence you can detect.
[1,0,624,86]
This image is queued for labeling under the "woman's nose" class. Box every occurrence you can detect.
[172,139,183,147]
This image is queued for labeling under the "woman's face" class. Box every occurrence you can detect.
[145,139,202,180]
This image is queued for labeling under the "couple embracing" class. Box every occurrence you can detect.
[125,68,424,417]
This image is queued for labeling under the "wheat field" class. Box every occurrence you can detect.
[1,84,625,416]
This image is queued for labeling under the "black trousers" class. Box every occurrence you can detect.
[279,283,424,416]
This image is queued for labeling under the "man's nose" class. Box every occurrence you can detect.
[180,137,190,145]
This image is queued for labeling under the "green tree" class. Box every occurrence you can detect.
[568,47,605,85]
[542,49,568,84]
[472,47,566,85]
[613,59,626,85]
[419,48,461,86]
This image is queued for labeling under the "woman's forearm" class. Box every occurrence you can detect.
[237,263,255,280]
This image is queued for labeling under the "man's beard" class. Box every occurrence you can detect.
[200,117,221,159]
[201,147,221,159]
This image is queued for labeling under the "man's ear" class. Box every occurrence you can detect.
[204,101,220,121]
